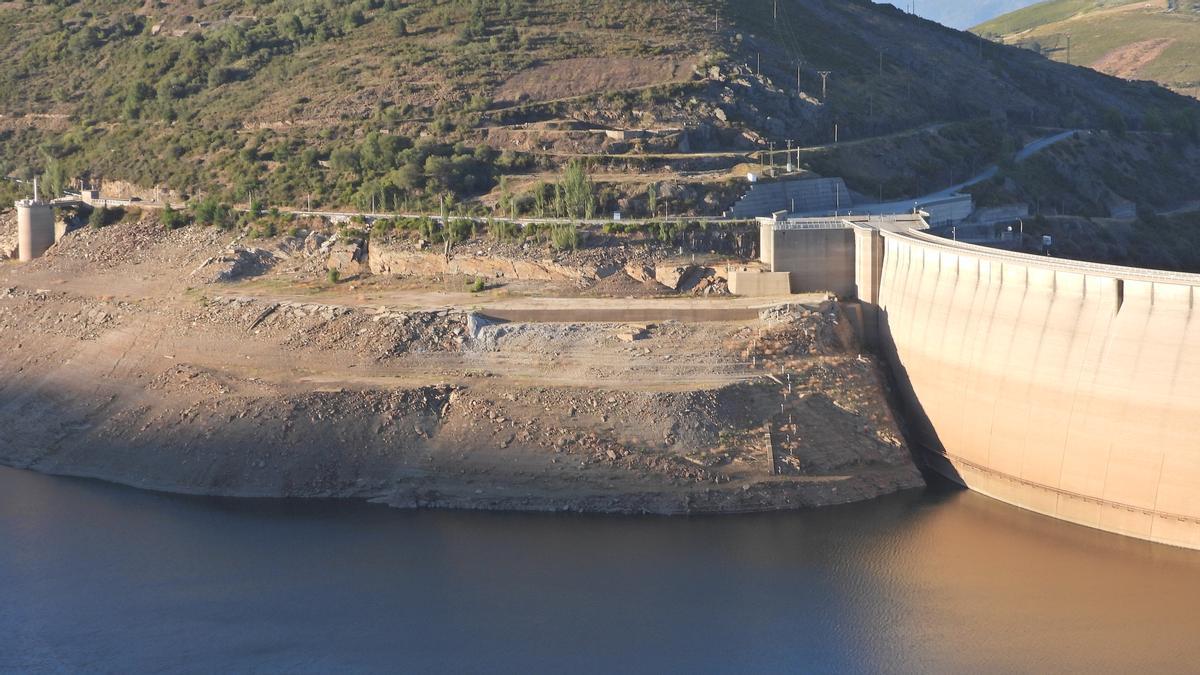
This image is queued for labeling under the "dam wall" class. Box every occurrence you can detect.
[876,230,1200,549]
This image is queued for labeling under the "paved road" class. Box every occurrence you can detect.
[922,129,1083,202]
[46,130,1086,227]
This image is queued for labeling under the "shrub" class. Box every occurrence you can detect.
[550,224,580,251]
[88,206,109,229]
[469,277,486,293]
[192,197,234,229]
[328,268,340,284]
[161,205,188,230]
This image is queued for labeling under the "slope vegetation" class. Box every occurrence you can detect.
[0,0,1196,217]
[976,0,1200,99]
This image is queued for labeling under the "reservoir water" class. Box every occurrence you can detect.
[2,465,1199,673]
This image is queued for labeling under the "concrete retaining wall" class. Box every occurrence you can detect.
[477,307,761,324]
[877,230,1200,549]
[729,271,792,297]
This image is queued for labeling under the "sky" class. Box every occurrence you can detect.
[888,0,1046,29]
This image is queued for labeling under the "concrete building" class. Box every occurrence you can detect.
[753,213,927,297]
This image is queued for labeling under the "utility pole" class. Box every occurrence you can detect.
[797,61,802,94]
[834,122,839,144]
[768,140,775,175]
[757,52,761,78]
[1065,34,1072,65]
[818,70,832,100]
[773,0,778,24]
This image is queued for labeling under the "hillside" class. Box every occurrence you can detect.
[897,0,1041,29]
[0,0,1197,218]
[976,0,1200,99]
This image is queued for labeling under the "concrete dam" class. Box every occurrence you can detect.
[759,216,1200,549]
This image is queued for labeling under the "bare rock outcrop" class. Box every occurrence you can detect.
[654,263,697,290]
[193,246,277,283]
[326,241,366,278]
[1,210,17,259]
[369,245,597,282]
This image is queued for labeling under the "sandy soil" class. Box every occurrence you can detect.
[0,216,922,513]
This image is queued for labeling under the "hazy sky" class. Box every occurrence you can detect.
[888,0,1046,29]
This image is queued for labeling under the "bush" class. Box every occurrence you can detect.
[488,219,519,241]
[88,206,109,229]
[328,268,340,284]
[550,224,580,251]
[161,205,188,230]
[192,197,234,229]
[248,219,278,239]
[469,277,486,293]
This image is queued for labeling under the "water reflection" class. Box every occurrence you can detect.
[1,466,1197,673]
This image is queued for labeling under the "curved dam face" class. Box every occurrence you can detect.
[877,230,1200,549]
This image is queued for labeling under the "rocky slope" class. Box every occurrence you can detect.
[0,214,922,512]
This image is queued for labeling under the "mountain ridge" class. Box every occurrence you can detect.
[975,0,1200,99]
[0,0,1196,217]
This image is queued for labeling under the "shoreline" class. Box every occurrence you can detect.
[0,218,924,513]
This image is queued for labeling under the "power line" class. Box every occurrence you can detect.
[817,70,832,100]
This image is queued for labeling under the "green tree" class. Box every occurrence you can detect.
[560,160,595,220]
[42,159,69,199]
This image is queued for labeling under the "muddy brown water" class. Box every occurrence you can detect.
[2,465,1199,673]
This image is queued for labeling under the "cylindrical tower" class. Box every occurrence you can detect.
[17,199,55,262]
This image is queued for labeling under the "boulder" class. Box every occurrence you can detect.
[327,241,365,278]
[303,231,328,257]
[624,262,656,284]
[654,264,696,291]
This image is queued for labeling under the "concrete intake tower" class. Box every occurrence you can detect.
[16,196,54,262]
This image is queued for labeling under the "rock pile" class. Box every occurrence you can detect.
[0,210,16,259]
[0,287,126,340]
[192,246,278,283]
[734,301,854,365]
